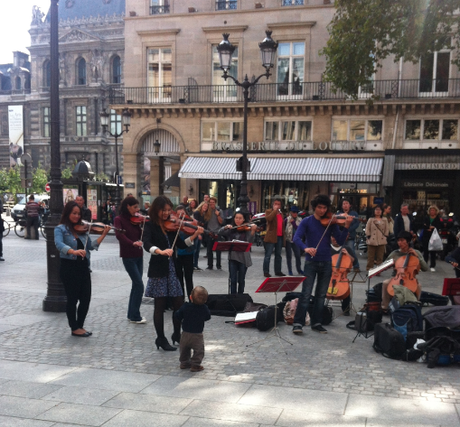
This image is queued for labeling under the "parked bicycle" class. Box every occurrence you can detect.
[2,218,12,237]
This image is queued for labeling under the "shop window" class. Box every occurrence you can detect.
[147,48,172,102]
[43,107,50,137]
[76,106,87,136]
[265,120,311,141]
[212,45,238,101]
[277,42,304,98]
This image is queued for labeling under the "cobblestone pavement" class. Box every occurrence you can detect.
[0,232,459,426]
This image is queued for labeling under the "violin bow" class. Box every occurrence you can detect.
[312,214,335,258]
[138,215,146,250]
[83,220,93,255]
[170,211,185,254]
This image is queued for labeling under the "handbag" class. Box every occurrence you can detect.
[428,228,443,252]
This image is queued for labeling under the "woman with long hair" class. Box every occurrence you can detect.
[143,196,203,351]
[192,201,210,271]
[186,199,198,217]
[114,196,146,324]
[422,205,442,272]
[365,205,389,272]
[54,201,110,337]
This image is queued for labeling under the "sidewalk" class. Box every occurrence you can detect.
[0,234,459,426]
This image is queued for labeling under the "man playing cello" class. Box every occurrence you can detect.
[293,194,353,334]
[381,231,428,313]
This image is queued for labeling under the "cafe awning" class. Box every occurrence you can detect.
[179,156,383,182]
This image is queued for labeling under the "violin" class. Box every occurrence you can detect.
[327,247,352,300]
[130,213,149,226]
[319,212,348,227]
[74,220,125,235]
[163,213,204,236]
[387,252,420,297]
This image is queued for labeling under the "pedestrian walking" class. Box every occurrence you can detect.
[421,205,442,272]
[54,201,111,337]
[219,211,257,294]
[143,196,203,351]
[284,205,303,276]
[174,286,211,372]
[114,196,147,324]
[365,205,389,272]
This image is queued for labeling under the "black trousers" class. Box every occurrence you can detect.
[26,216,39,239]
[176,254,194,299]
[60,258,91,331]
[206,236,221,268]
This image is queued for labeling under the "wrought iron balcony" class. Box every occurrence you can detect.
[282,0,304,5]
[216,0,237,10]
[108,79,460,105]
[150,4,170,14]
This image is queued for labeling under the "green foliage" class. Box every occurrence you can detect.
[61,166,73,179]
[321,0,460,99]
[31,165,49,194]
[95,172,110,182]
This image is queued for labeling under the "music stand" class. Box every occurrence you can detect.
[248,276,305,349]
[352,259,394,343]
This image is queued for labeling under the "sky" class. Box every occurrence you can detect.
[0,0,51,64]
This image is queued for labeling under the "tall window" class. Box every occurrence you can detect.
[216,0,237,10]
[147,48,172,101]
[212,45,238,100]
[43,107,50,137]
[110,109,121,135]
[76,106,87,136]
[277,42,304,97]
[332,119,382,141]
[77,58,86,85]
[43,60,51,87]
[112,56,121,84]
[150,0,170,14]
[419,41,450,93]
[265,120,312,141]
[282,0,304,5]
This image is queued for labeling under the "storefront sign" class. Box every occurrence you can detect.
[125,182,135,189]
[403,181,450,188]
[406,163,460,170]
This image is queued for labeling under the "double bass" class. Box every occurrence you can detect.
[386,252,420,297]
[327,245,352,300]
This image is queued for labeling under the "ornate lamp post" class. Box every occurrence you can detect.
[43,0,66,312]
[100,108,131,206]
[217,31,278,214]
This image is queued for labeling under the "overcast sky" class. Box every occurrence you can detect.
[0,0,51,64]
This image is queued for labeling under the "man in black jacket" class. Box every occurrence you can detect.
[393,203,414,245]
[76,195,92,222]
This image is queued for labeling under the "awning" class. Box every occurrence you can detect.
[161,171,180,187]
[179,157,383,182]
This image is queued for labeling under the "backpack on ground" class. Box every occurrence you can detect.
[391,303,423,340]
[373,322,406,360]
[256,305,279,331]
[283,298,310,326]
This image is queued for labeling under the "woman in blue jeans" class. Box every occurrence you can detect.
[114,196,147,324]
[219,212,257,294]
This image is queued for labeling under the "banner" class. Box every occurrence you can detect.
[8,105,24,167]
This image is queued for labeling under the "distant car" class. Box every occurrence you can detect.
[11,194,49,222]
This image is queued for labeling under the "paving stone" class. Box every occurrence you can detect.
[41,385,120,406]
[0,395,57,418]
[0,380,62,399]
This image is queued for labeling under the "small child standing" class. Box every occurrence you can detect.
[174,286,211,372]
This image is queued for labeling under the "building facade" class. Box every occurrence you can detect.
[0,0,126,194]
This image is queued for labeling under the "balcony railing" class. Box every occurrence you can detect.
[282,0,304,6]
[216,0,237,10]
[108,79,460,105]
[150,4,170,14]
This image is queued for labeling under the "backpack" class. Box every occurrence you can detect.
[373,323,406,360]
[283,298,310,326]
[256,305,279,331]
[391,303,423,340]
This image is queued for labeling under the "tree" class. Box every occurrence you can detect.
[320,0,460,99]
[31,165,49,195]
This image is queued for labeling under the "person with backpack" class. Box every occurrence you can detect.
[380,231,429,314]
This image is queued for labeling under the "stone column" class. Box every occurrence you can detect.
[122,152,141,199]
[149,156,161,198]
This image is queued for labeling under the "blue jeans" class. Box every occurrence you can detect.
[293,260,332,327]
[263,236,283,274]
[345,239,359,269]
[193,238,201,268]
[285,240,302,274]
[228,259,247,294]
[122,257,144,321]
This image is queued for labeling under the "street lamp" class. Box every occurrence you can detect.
[217,31,277,214]
[100,108,131,206]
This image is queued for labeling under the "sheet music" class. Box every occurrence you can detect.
[368,258,394,278]
[235,311,258,324]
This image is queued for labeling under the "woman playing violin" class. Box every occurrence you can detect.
[114,196,146,325]
[54,201,111,337]
[381,231,428,313]
[143,196,203,351]
[219,211,257,294]
[292,194,353,335]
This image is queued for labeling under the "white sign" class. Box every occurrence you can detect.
[8,105,24,167]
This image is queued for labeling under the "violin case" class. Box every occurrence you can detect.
[373,323,406,360]
[419,291,449,307]
[205,293,253,316]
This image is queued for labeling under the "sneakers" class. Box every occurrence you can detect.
[430,268,436,272]
[129,317,147,324]
[288,271,293,276]
[312,324,327,334]
[292,325,303,334]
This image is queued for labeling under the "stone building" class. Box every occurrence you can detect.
[0,0,125,193]
[114,0,460,214]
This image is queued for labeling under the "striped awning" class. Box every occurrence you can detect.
[179,156,383,182]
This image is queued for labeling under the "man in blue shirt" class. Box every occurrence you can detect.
[293,194,353,334]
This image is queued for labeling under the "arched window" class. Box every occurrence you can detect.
[77,58,86,85]
[112,55,121,84]
[15,76,21,90]
[44,60,51,87]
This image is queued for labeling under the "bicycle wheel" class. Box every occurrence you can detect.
[15,222,26,238]
[2,219,10,237]
[40,220,47,240]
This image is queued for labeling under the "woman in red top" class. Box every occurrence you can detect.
[114,196,146,324]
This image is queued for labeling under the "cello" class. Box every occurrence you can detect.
[386,252,420,297]
[327,245,352,300]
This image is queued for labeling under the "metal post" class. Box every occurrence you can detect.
[114,134,120,206]
[239,80,250,214]
[43,0,66,312]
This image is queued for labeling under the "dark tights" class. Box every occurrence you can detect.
[153,296,183,339]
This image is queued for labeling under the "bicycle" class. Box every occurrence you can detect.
[15,219,27,238]
[2,218,11,237]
